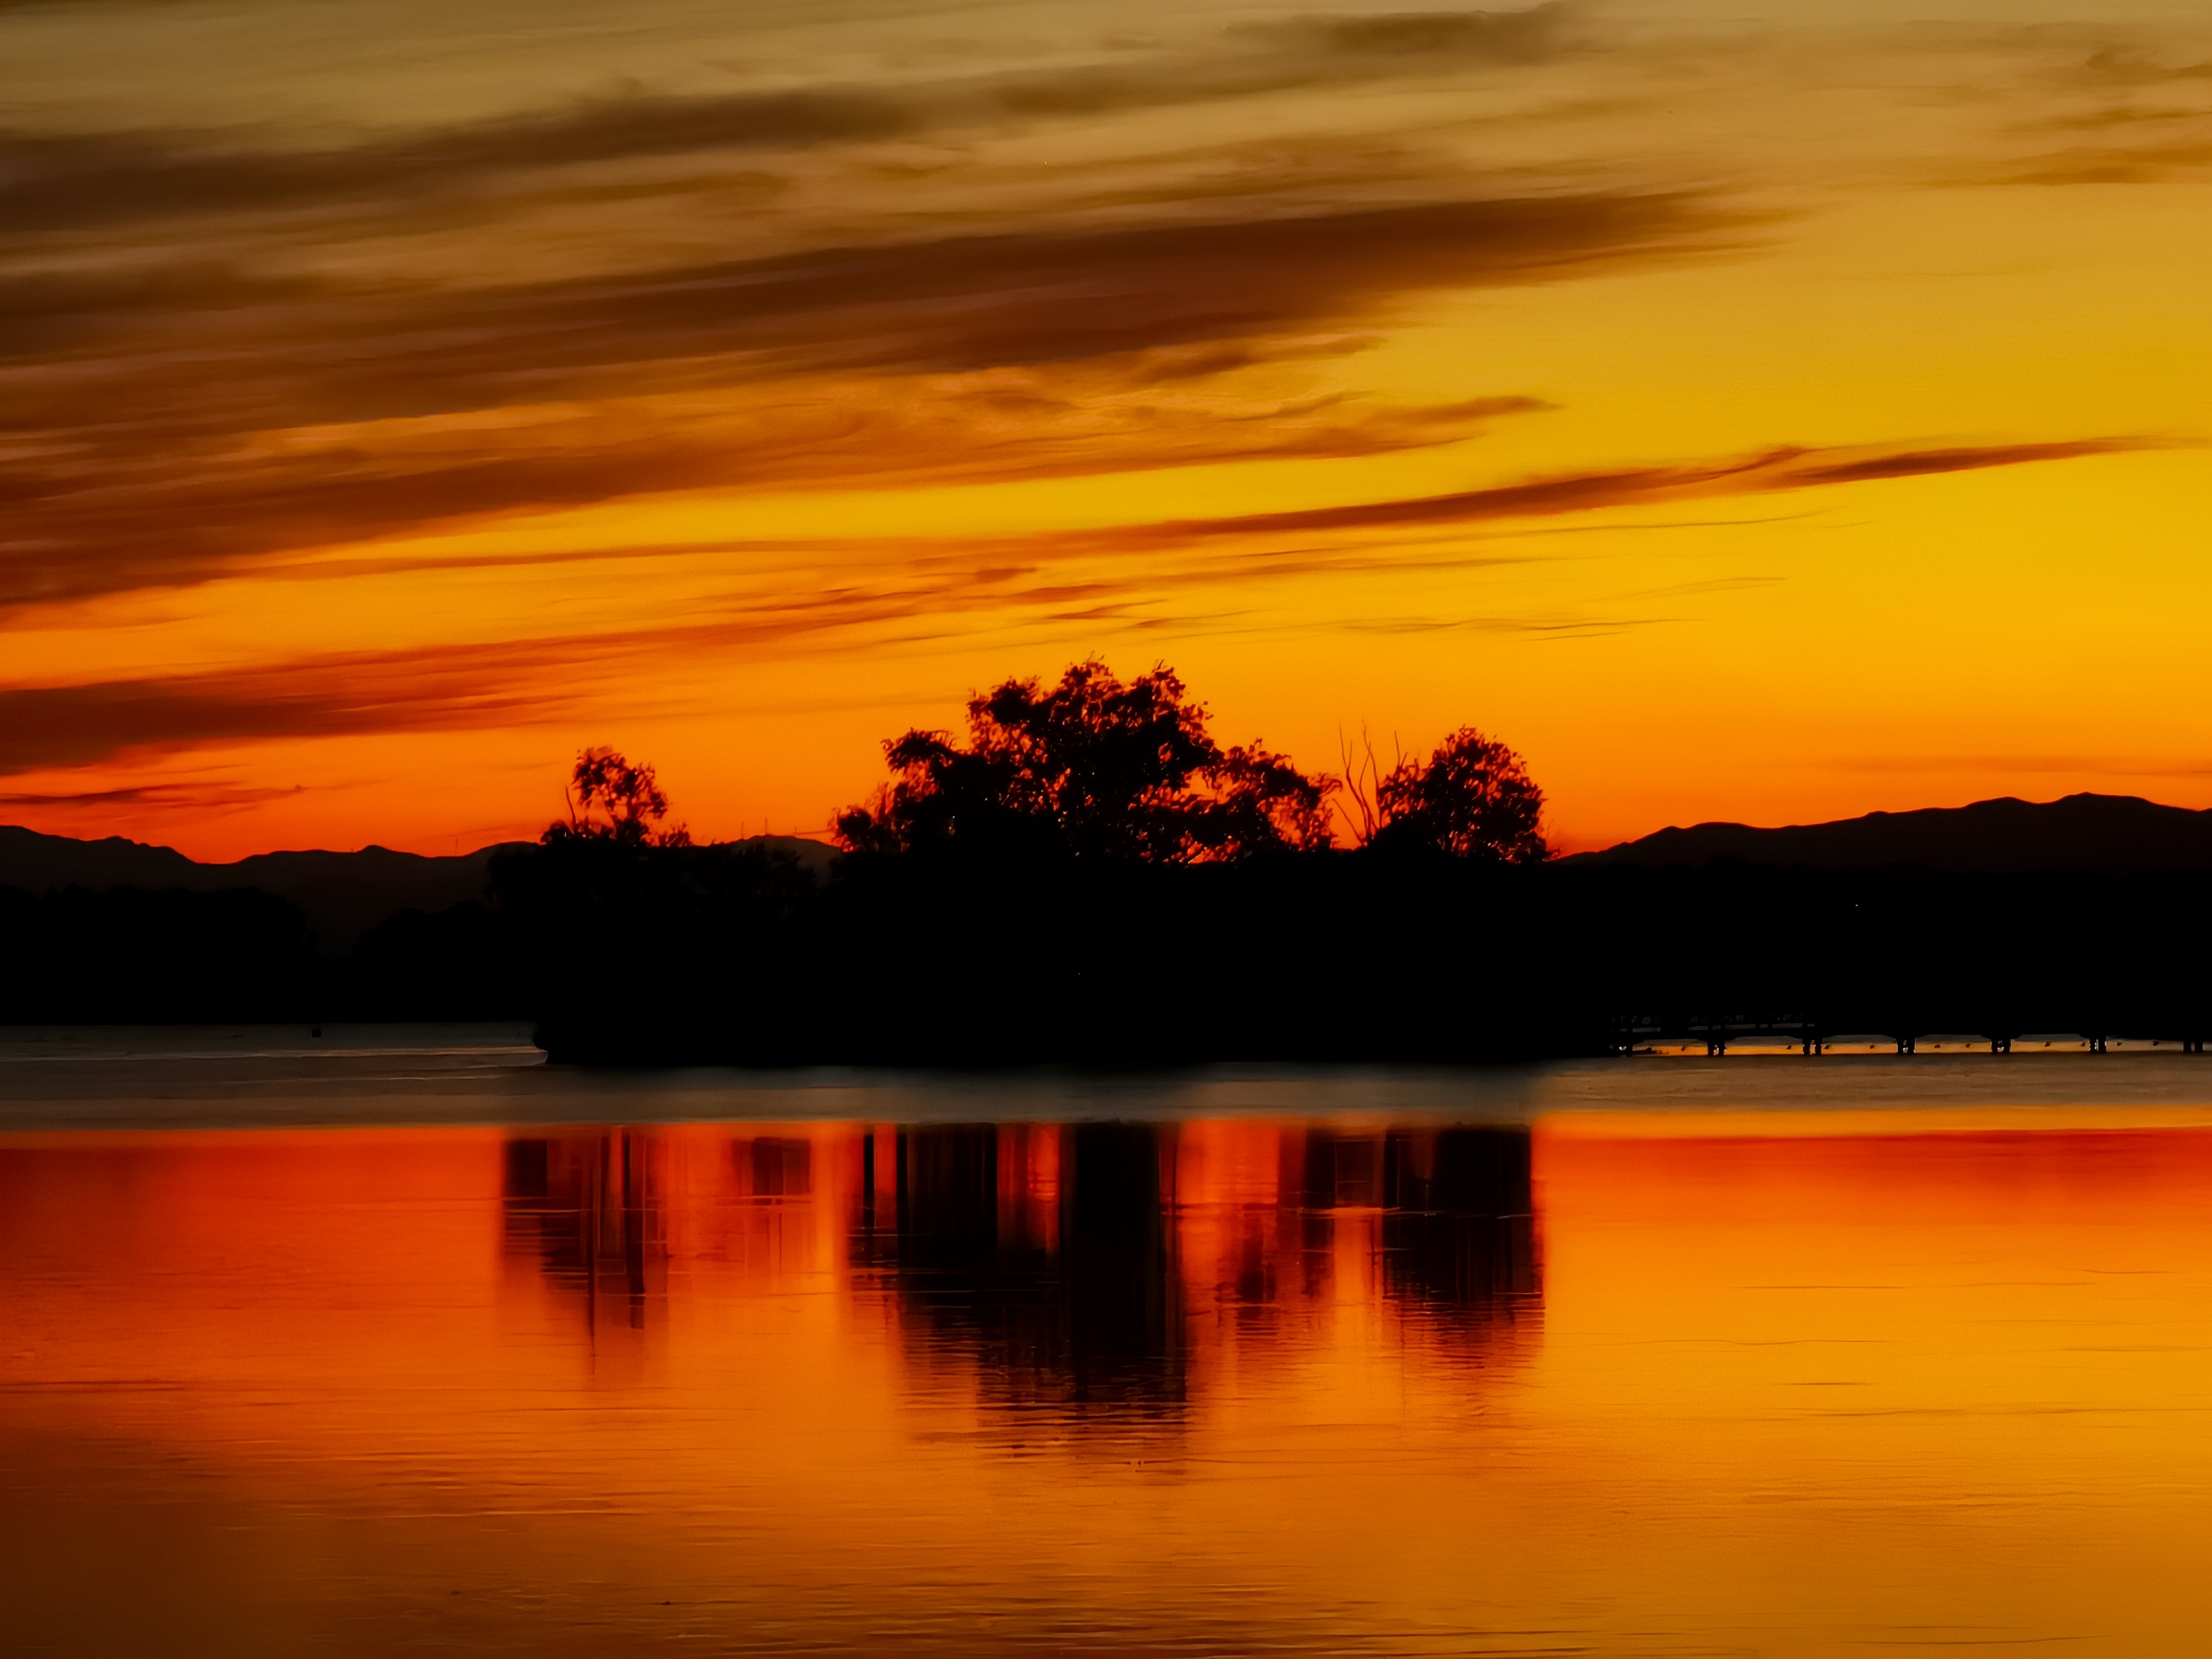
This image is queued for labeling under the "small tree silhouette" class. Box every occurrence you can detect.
[1335,723,1397,848]
[835,660,1331,860]
[545,747,692,848]
[1369,728,1547,863]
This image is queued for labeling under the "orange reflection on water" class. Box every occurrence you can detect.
[5,1109,2212,1655]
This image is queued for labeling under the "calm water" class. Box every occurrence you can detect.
[9,1038,2212,1656]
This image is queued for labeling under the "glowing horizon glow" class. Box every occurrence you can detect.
[3,0,2208,859]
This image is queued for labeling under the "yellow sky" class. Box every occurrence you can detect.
[2,0,2207,856]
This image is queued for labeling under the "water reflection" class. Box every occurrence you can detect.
[492,1120,1539,1417]
[871,1122,1187,1418]
[1380,1129,1539,1336]
[501,1132,665,1332]
[23,1102,2212,1655]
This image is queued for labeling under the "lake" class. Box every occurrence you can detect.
[8,1032,2212,1656]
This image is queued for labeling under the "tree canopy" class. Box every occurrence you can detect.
[545,747,691,848]
[1368,727,1547,863]
[834,660,1333,861]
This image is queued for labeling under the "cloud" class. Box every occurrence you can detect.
[1970,33,2212,183]
[2000,137,2212,185]
[0,5,1769,624]
[0,783,304,810]
[7,193,1710,404]
[1339,611,1670,638]
[1235,8,1568,62]
[0,654,562,775]
[0,193,1716,611]
[2063,46,2212,89]
[968,437,2157,556]
[434,193,1712,382]
[0,581,1017,773]
[0,9,1578,235]
[0,432,2149,777]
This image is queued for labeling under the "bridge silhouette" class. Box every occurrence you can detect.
[1613,1012,2209,1057]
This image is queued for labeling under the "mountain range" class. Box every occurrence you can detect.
[1569,792,2212,875]
[0,826,832,949]
[4,793,2207,953]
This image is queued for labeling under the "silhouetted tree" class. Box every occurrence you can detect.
[545,747,691,848]
[492,750,820,1055]
[1368,727,1547,863]
[834,660,1331,860]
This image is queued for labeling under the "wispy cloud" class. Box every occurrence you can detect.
[0,193,1721,612]
[0,782,304,811]
[2000,136,2212,185]
[951,436,2158,555]
[0,432,2148,776]
[0,8,1581,235]
[11,0,2180,630]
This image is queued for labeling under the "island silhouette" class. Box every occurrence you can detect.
[2,659,2206,1057]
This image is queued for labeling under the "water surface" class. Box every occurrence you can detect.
[7,1045,2212,1655]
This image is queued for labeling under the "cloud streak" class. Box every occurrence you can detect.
[0,432,2146,776]
[0,8,1578,235]
[952,437,2158,556]
[0,193,1722,611]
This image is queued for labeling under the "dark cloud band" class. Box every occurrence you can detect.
[0,193,1721,612]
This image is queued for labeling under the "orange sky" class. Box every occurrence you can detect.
[3,0,2208,857]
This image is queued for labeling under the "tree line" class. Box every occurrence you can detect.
[7,657,2206,1055]
[560,657,1548,867]
[468,657,1573,1061]
[497,656,2211,1063]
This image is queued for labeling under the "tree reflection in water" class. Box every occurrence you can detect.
[868,1123,1184,1421]
[499,1119,1539,1415]
[1381,1128,1540,1339]
[501,1131,663,1334]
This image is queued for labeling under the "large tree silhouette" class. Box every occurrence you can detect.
[1368,728,1548,863]
[834,660,1331,860]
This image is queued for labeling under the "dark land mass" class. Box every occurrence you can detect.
[0,825,832,950]
[1,797,2207,1058]
[1573,792,2212,875]
[0,826,531,952]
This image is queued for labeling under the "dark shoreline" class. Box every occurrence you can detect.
[7,852,2209,1066]
[6,1042,2212,1139]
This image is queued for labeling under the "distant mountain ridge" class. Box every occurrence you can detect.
[0,826,834,949]
[8,795,2204,954]
[1570,792,2212,875]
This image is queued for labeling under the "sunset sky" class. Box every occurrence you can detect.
[4,0,2208,858]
